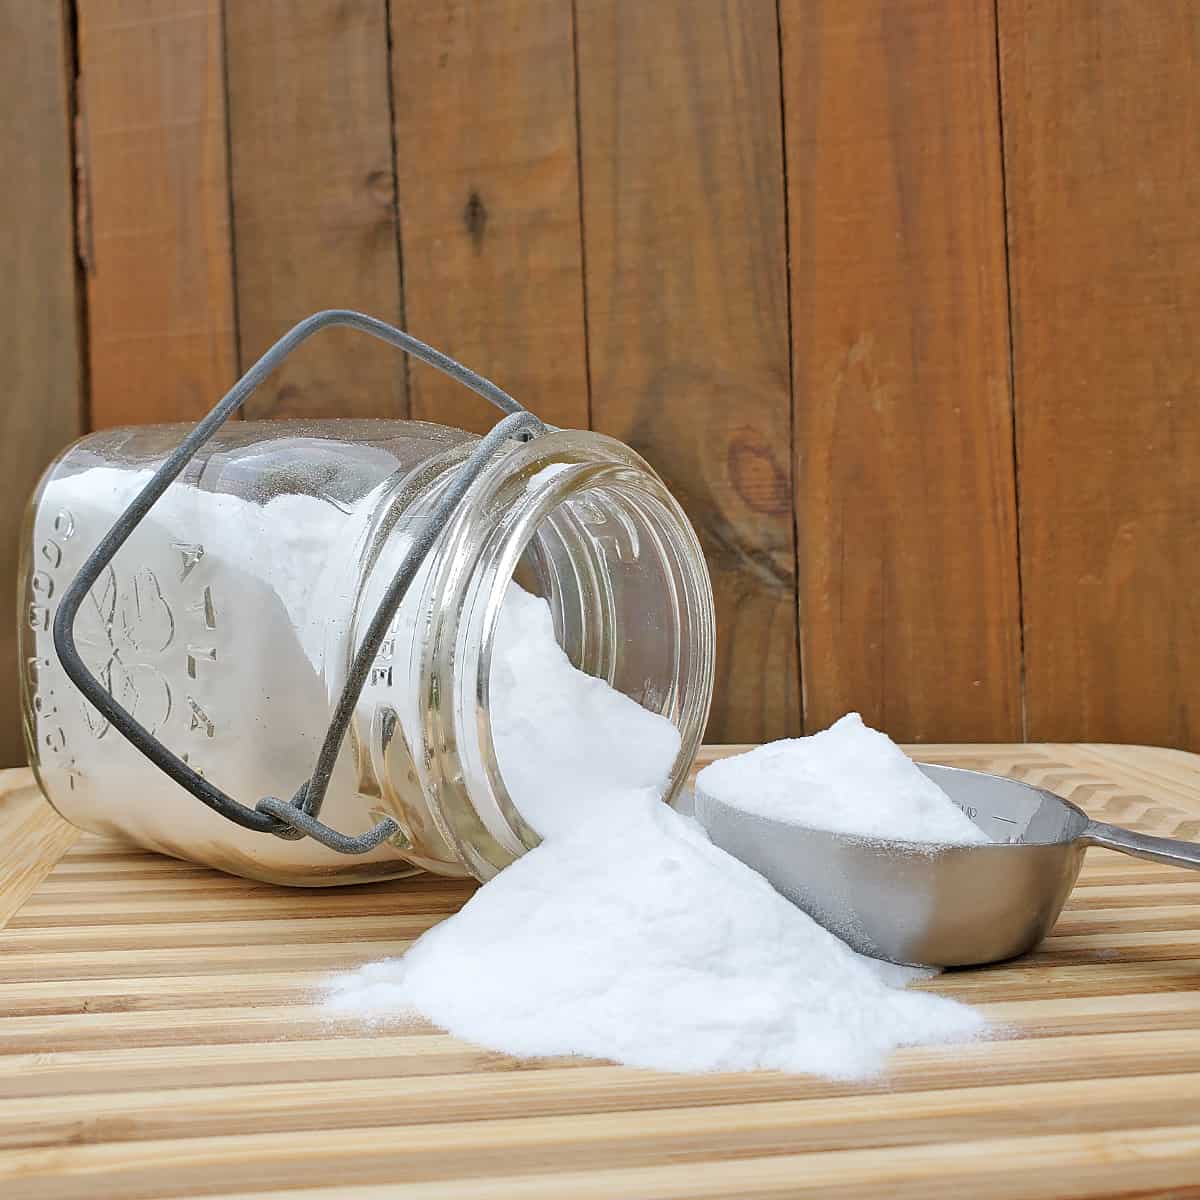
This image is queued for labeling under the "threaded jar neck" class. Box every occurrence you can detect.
[361,428,715,881]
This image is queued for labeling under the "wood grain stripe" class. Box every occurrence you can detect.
[0,2,84,764]
[577,0,799,743]
[6,1114,1200,1200]
[390,0,589,433]
[3,1072,1200,1162]
[782,0,1021,741]
[79,0,237,427]
[6,989,1200,1057]
[169,1126,1200,1200]
[0,777,78,930]
[225,0,406,420]
[999,0,1200,748]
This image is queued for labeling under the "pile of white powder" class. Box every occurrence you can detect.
[324,583,987,1078]
[696,714,991,845]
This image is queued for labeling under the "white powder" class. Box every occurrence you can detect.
[696,714,990,845]
[488,584,682,839]
[325,589,987,1078]
[325,790,984,1076]
[43,463,354,670]
[34,454,427,879]
[525,462,573,492]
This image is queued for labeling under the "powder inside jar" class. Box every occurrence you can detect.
[488,582,682,839]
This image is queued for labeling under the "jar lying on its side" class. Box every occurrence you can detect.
[20,420,715,885]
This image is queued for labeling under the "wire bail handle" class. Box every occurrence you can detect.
[52,310,548,855]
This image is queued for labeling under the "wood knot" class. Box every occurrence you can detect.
[334,0,361,30]
[365,169,393,208]
[463,190,488,249]
[727,434,790,516]
[274,383,304,413]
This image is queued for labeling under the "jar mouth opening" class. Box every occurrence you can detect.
[424,429,714,879]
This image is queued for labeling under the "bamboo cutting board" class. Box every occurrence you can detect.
[4,744,1200,1198]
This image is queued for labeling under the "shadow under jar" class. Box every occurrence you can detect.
[20,420,715,885]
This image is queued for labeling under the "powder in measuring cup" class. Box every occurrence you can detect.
[324,587,987,1078]
[695,713,991,845]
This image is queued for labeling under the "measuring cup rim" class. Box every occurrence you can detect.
[917,762,1090,849]
[694,762,1089,854]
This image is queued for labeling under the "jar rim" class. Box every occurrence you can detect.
[418,428,715,880]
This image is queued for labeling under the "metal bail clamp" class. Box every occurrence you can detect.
[52,310,548,854]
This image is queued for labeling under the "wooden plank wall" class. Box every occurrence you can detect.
[391,0,590,433]
[4,0,1199,759]
[576,0,799,740]
[78,0,238,426]
[783,1,1022,743]
[0,1,84,766]
[225,0,405,420]
[998,0,1200,750]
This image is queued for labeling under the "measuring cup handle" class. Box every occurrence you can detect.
[1082,821,1200,870]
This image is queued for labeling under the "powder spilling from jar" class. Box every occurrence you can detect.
[487,584,683,839]
[324,585,987,1078]
[696,714,991,845]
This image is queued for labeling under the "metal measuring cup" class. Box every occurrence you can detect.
[695,763,1200,968]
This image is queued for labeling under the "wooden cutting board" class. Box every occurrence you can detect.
[4,744,1200,1198]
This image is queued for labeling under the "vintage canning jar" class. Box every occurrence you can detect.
[20,418,715,885]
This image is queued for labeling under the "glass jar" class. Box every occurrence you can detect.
[20,420,715,885]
